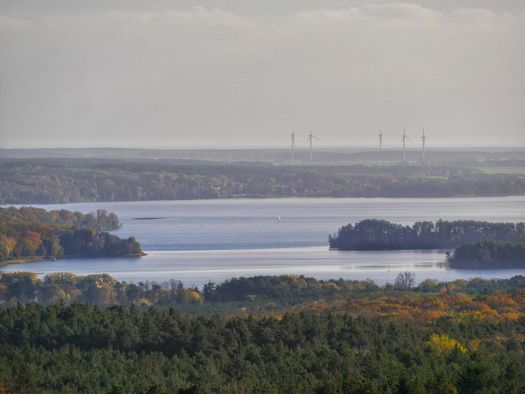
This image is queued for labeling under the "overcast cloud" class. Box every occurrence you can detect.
[0,1,524,148]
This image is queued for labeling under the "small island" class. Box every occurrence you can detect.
[448,240,525,269]
[329,219,525,250]
[0,206,143,263]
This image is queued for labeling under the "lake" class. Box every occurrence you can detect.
[2,196,525,286]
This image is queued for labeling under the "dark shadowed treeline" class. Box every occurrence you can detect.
[329,219,525,250]
[449,240,525,268]
[0,207,140,261]
[2,159,525,204]
[202,275,379,303]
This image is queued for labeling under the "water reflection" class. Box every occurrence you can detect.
[2,248,524,288]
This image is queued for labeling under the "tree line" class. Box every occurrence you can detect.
[0,272,381,307]
[0,273,197,306]
[0,207,141,261]
[2,158,525,204]
[329,219,525,251]
[1,271,524,311]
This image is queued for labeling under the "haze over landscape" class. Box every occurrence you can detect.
[1,2,525,392]
[1,0,524,148]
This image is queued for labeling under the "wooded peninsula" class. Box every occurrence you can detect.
[0,207,142,262]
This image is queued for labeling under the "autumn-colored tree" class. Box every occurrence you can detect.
[13,231,42,257]
[429,334,467,354]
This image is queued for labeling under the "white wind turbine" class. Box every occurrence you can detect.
[421,128,428,160]
[307,132,319,162]
[290,131,296,162]
[402,128,409,162]
[378,130,384,151]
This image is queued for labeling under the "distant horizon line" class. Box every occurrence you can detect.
[2,145,525,151]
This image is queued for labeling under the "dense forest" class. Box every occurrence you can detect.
[2,158,525,203]
[329,219,525,250]
[449,240,525,269]
[0,274,524,392]
[0,207,141,261]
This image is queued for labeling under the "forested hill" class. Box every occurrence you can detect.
[0,207,141,261]
[2,158,525,203]
[329,219,525,250]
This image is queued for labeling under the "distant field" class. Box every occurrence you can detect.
[479,167,525,175]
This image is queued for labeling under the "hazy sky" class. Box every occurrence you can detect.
[1,1,524,148]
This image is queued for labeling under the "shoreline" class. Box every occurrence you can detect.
[0,252,147,267]
[0,257,45,266]
[2,194,525,207]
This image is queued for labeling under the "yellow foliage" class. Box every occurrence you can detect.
[2,237,16,255]
[429,334,467,354]
[179,288,202,304]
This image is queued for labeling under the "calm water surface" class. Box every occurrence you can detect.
[3,196,525,286]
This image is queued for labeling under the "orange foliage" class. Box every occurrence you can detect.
[306,290,525,324]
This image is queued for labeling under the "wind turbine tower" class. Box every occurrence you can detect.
[307,132,319,162]
[402,128,409,162]
[421,128,427,160]
[290,131,296,162]
[378,130,384,151]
